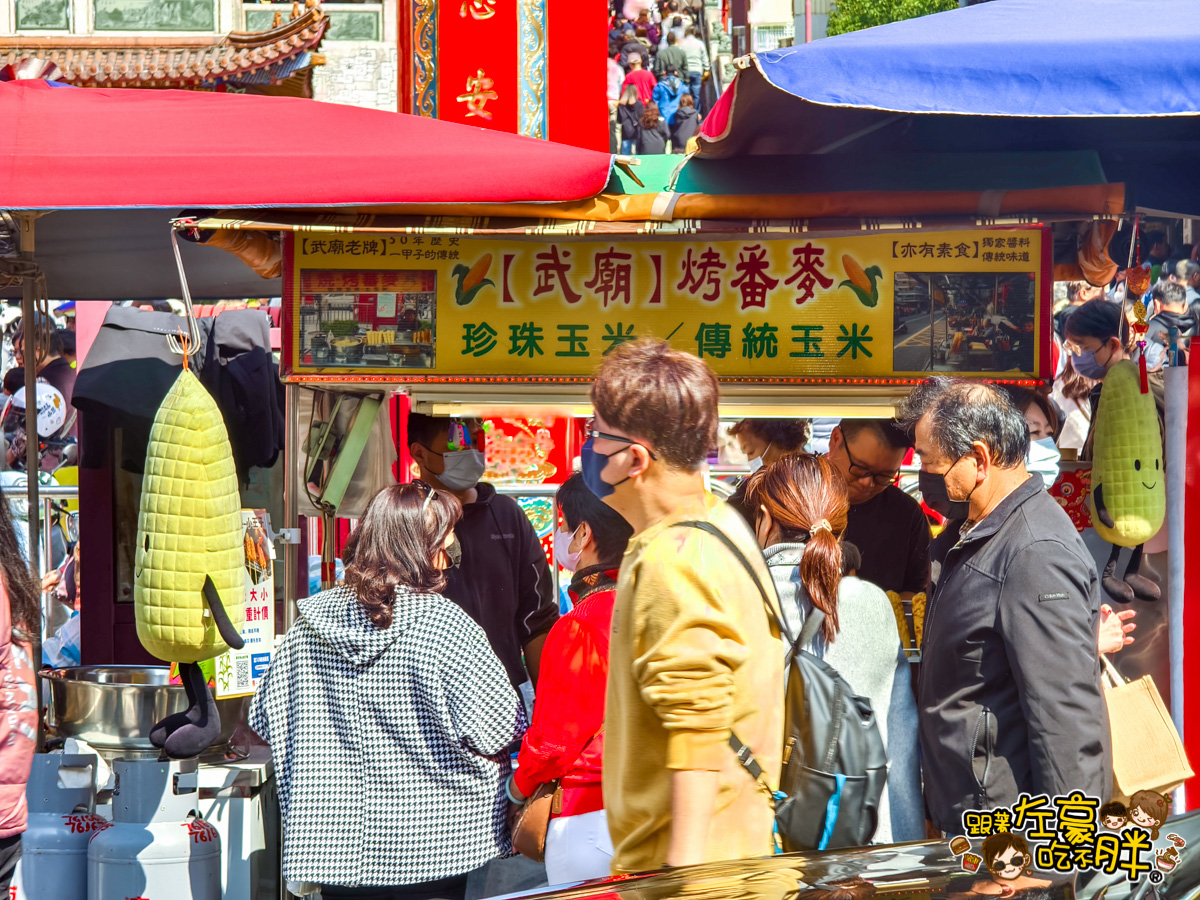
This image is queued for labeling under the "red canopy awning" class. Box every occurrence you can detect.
[0,80,613,210]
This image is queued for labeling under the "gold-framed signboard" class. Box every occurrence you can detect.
[282,227,1051,383]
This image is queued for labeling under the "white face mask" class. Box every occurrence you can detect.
[438,449,487,491]
[553,525,583,572]
[1026,437,1061,490]
[746,443,772,475]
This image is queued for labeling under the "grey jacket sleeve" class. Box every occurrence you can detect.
[442,611,527,757]
[998,541,1112,800]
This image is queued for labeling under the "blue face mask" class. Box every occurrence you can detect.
[1071,348,1109,380]
[580,437,630,500]
[1027,436,1061,490]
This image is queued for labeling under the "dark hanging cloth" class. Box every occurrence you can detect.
[198,309,285,479]
[72,305,282,479]
[72,306,211,472]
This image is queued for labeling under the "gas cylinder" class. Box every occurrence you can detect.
[13,753,102,900]
[87,759,221,900]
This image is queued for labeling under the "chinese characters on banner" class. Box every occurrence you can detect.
[955,792,1186,885]
[285,229,1049,381]
[408,0,606,150]
[215,510,276,699]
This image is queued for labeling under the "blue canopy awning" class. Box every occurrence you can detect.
[698,0,1200,215]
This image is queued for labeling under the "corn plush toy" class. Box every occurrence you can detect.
[1088,359,1165,603]
[135,367,245,759]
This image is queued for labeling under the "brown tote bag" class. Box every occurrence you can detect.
[511,781,562,863]
[1102,656,1194,802]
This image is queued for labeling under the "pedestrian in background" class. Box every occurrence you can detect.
[636,101,669,154]
[726,416,810,523]
[654,30,688,77]
[651,67,685,132]
[670,93,701,153]
[619,29,650,74]
[621,54,656,103]
[1062,298,1134,459]
[616,85,643,155]
[508,474,633,884]
[586,339,783,873]
[899,377,1110,837]
[744,454,924,844]
[678,25,709,106]
[250,483,525,899]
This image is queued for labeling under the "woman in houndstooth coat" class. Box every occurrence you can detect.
[249,482,525,900]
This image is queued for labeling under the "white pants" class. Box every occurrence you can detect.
[543,809,614,886]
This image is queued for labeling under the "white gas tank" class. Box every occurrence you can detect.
[87,759,221,900]
[13,753,102,900]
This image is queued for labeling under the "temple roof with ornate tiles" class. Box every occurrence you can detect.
[0,3,329,96]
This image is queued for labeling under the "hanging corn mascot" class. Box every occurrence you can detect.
[135,364,245,759]
[1088,358,1165,603]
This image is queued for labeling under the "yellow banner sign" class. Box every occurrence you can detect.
[285,228,1049,380]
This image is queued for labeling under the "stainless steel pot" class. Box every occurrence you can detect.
[45,665,245,754]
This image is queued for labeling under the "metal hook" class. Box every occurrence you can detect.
[168,228,202,358]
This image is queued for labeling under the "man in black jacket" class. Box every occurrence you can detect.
[407,414,558,694]
[899,378,1110,836]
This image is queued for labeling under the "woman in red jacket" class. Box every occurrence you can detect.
[507,474,632,884]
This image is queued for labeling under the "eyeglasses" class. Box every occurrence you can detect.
[1001,854,1027,868]
[585,419,658,460]
[839,432,900,486]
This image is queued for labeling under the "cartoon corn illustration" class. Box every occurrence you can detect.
[452,253,495,306]
[1088,359,1165,602]
[135,367,246,759]
[839,254,883,308]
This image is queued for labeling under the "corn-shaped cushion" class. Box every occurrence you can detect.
[135,369,245,663]
[1088,359,1165,548]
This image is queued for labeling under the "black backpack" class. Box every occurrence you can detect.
[677,521,888,852]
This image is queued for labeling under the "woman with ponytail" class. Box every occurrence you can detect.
[743,454,923,844]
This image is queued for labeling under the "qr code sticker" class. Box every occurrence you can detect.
[236,656,251,690]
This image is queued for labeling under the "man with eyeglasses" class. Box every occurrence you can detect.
[584,340,783,874]
[826,418,930,601]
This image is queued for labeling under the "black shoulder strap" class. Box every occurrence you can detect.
[674,520,785,800]
[675,520,786,637]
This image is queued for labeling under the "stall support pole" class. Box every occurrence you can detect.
[1165,364,1188,815]
[19,216,39,585]
[18,214,45,754]
[284,383,300,631]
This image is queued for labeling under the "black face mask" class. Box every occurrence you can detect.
[919,461,976,521]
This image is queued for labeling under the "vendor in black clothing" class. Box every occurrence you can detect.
[727,417,810,522]
[407,414,558,690]
[826,418,930,600]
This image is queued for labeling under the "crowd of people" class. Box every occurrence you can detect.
[608,0,709,155]
[1,303,77,474]
[1051,234,1199,458]
[244,331,1150,899]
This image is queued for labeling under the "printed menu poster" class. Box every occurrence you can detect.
[215,509,276,699]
